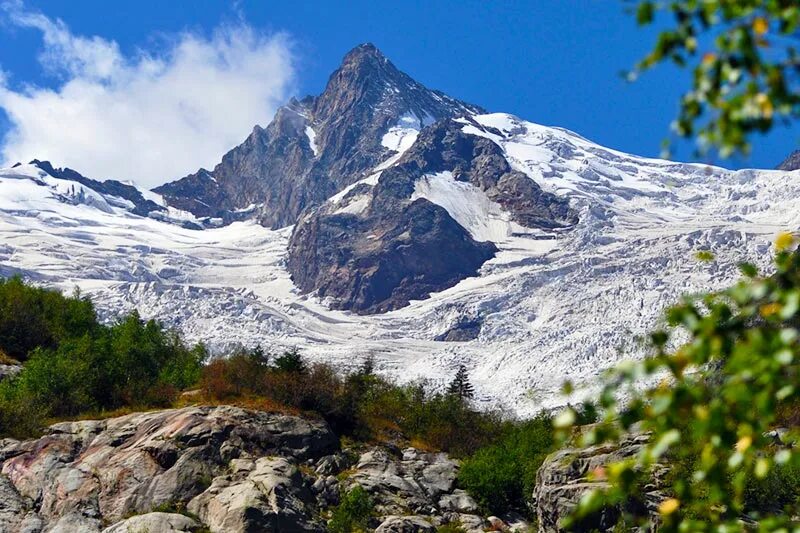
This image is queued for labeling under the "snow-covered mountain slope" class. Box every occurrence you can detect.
[2,113,798,415]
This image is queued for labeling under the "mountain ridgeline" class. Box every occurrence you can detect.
[152,43,576,313]
[153,43,483,228]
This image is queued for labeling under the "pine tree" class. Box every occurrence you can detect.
[447,364,475,400]
[251,344,269,365]
[273,348,306,373]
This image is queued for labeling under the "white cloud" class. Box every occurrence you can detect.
[0,2,295,187]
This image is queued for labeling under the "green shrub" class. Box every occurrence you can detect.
[744,461,800,515]
[458,415,554,515]
[0,280,205,437]
[328,485,373,533]
[0,276,96,361]
[273,348,306,373]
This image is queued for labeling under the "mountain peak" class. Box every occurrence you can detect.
[341,42,386,63]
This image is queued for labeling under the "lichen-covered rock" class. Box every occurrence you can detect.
[101,512,201,533]
[533,432,663,532]
[0,406,337,532]
[187,457,323,532]
[375,515,437,533]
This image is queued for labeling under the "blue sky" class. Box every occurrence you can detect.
[0,0,797,186]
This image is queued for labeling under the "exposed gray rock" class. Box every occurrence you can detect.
[435,320,482,342]
[453,513,489,533]
[311,474,340,506]
[533,432,663,532]
[314,451,355,476]
[438,489,478,514]
[287,118,576,314]
[101,512,200,533]
[187,457,322,532]
[155,43,482,229]
[347,447,458,516]
[0,364,21,382]
[288,195,497,314]
[777,150,800,171]
[0,406,336,532]
[375,515,437,532]
[30,160,166,218]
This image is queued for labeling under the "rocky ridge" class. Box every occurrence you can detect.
[154,43,483,229]
[0,406,529,532]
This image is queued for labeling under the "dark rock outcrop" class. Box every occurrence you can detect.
[155,44,483,229]
[287,119,577,314]
[777,150,800,171]
[288,197,497,314]
[30,160,165,217]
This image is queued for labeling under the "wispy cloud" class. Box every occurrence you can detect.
[0,1,295,187]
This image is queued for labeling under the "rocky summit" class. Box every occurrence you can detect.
[154,43,483,229]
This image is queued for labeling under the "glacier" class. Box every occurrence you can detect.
[1,113,798,416]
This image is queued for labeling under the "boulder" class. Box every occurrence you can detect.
[438,489,478,514]
[533,432,663,532]
[187,457,322,532]
[101,512,200,532]
[348,447,458,515]
[0,364,21,382]
[375,515,437,532]
[0,406,336,531]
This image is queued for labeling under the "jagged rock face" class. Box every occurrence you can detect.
[154,43,483,229]
[29,160,165,217]
[533,432,665,533]
[777,150,800,171]
[287,119,576,314]
[0,406,337,532]
[288,197,497,314]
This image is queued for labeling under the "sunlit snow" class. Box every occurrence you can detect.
[2,113,799,415]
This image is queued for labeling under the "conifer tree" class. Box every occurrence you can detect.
[447,364,475,399]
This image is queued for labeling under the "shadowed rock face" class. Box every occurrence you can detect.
[287,119,577,314]
[778,150,800,171]
[154,44,483,229]
[288,197,498,314]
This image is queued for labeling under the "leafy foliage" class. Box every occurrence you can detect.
[458,415,554,515]
[328,485,374,533]
[629,0,800,157]
[560,234,800,530]
[0,278,205,437]
[0,276,96,361]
